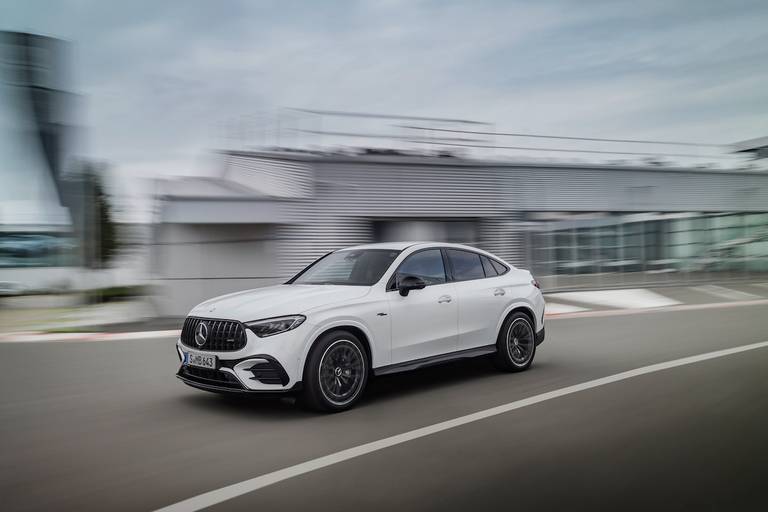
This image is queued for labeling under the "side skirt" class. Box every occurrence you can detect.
[373,344,497,377]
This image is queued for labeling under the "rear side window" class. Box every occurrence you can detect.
[395,249,447,286]
[480,255,498,277]
[446,249,485,281]
[491,259,509,275]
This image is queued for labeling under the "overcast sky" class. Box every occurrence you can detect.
[3,0,768,179]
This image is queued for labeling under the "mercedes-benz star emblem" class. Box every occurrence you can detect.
[195,322,208,347]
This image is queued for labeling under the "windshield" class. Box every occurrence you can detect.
[289,249,401,286]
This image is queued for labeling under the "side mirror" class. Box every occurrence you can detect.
[398,275,426,296]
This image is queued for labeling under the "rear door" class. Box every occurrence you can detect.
[445,249,509,350]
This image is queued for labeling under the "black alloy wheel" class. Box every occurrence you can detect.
[493,312,536,372]
[303,330,369,412]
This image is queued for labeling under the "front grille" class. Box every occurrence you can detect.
[180,317,247,351]
[178,366,244,389]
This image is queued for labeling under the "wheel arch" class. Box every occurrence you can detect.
[300,323,374,380]
[497,303,537,339]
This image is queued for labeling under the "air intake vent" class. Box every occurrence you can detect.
[178,366,244,389]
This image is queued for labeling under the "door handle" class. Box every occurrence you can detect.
[494,288,506,296]
[437,295,452,304]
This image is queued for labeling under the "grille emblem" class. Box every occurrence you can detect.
[195,322,209,347]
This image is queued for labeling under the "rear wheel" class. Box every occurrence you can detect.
[302,330,369,412]
[493,312,536,372]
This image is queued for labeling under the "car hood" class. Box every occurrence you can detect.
[188,284,371,321]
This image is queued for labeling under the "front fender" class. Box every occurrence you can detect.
[298,317,381,380]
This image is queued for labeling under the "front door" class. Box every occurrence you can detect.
[387,249,458,363]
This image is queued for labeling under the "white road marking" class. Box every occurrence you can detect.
[548,289,680,309]
[691,285,762,301]
[544,302,589,315]
[154,340,768,512]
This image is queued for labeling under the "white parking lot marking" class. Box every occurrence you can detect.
[548,289,680,309]
[691,285,762,301]
[154,340,768,512]
[544,302,589,315]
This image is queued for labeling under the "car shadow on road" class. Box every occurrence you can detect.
[177,356,551,417]
[362,356,519,405]
[177,391,313,420]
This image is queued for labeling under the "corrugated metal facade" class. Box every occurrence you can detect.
[223,152,768,272]
[225,153,314,198]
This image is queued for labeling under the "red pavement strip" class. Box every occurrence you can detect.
[2,298,768,343]
[0,329,181,343]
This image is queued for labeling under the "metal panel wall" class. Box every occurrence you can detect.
[313,162,506,217]
[224,154,314,198]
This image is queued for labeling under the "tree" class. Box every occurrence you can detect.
[66,161,119,267]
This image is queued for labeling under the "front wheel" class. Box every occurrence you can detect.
[302,330,369,412]
[493,312,536,372]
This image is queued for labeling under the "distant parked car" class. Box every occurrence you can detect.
[176,242,546,411]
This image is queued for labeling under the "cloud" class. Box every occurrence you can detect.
[2,0,767,179]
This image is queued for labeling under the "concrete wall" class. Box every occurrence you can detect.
[151,223,282,315]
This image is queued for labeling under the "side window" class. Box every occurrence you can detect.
[447,249,485,281]
[395,249,447,286]
[480,255,498,277]
[490,259,509,275]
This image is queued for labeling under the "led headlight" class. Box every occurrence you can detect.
[246,315,306,338]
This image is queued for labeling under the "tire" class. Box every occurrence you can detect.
[301,330,369,412]
[493,312,536,372]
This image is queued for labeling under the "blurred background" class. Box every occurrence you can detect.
[1,0,767,328]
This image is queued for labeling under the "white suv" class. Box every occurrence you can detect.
[176,242,545,411]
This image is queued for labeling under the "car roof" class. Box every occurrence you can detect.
[340,241,426,251]
[340,241,494,253]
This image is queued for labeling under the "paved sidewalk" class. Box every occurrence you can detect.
[0,297,162,334]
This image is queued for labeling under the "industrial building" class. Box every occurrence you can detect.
[151,149,768,314]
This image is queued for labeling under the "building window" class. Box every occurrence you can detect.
[0,233,77,268]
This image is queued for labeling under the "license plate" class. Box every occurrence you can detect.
[185,351,217,369]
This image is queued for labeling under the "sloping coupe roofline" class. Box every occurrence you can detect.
[338,242,517,268]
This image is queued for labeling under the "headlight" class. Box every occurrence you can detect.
[246,315,306,338]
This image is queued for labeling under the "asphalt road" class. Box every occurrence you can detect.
[1,304,767,511]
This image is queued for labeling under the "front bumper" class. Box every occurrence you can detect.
[176,353,300,394]
[176,321,311,393]
[176,365,301,394]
